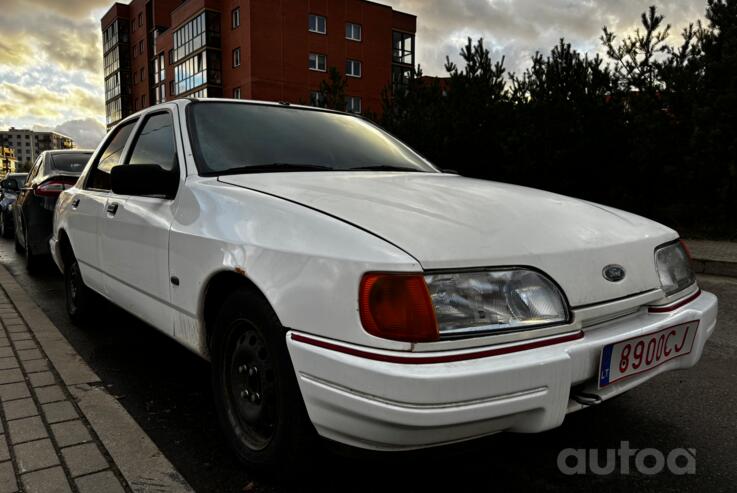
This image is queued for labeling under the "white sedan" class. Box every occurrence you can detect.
[50,99,717,468]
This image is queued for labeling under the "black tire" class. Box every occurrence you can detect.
[14,231,23,254]
[0,213,11,239]
[24,228,37,272]
[65,257,93,324]
[210,287,313,470]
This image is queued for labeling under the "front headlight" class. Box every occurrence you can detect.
[425,269,569,338]
[655,241,695,296]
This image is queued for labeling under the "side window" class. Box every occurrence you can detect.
[27,155,43,185]
[127,112,178,172]
[87,120,137,191]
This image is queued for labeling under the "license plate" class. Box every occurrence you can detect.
[598,321,699,388]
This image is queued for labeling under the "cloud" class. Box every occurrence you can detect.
[383,0,708,74]
[0,8,102,74]
[0,81,103,124]
[53,118,106,149]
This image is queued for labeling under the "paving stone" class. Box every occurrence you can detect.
[3,326,25,334]
[7,417,46,444]
[50,420,91,448]
[19,359,48,374]
[34,385,64,404]
[15,438,59,473]
[61,443,108,478]
[0,383,29,402]
[0,435,9,462]
[0,340,9,349]
[15,350,41,362]
[28,372,54,388]
[2,398,37,421]
[11,341,34,351]
[0,370,23,385]
[0,349,12,359]
[0,359,18,371]
[7,333,30,343]
[0,460,17,493]
[21,466,71,493]
[75,470,124,493]
[42,401,77,424]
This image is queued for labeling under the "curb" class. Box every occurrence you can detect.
[691,259,737,278]
[0,265,194,493]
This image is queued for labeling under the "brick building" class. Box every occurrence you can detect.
[101,0,417,127]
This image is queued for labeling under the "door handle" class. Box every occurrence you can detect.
[71,198,80,208]
[106,202,119,216]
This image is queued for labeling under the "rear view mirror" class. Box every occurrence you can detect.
[110,164,178,198]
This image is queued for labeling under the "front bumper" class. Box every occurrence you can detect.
[286,290,717,451]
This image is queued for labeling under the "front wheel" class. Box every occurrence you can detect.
[210,288,313,470]
[65,257,93,324]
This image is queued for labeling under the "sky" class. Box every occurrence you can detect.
[0,0,708,148]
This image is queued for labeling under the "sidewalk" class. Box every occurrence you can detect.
[0,266,192,493]
[684,239,737,277]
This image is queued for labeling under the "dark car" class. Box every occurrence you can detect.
[14,150,92,270]
[0,173,28,238]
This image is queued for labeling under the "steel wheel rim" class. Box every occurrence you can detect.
[224,319,277,451]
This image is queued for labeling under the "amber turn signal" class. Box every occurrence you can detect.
[359,273,439,342]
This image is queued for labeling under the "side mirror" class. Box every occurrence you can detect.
[110,164,178,198]
[1,180,19,192]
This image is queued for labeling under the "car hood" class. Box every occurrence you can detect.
[219,172,676,307]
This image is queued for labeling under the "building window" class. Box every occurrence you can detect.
[172,11,221,63]
[346,59,362,78]
[233,87,241,99]
[346,96,362,114]
[393,31,415,65]
[155,84,166,104]
[169,80,175,97]
[154,53,165,84]
[309,53,326,72]
[232,8,240,29]
[308,14,326,34]
[140,67,144,82]
[138,12,143,27]
[233,47,241,67]
[141,95,146,107]
[139,40,144,56]
[310,91,324,107]
[174,51,222,96]
[346,23,362,41]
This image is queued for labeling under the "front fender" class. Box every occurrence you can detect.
[169,178,423,356]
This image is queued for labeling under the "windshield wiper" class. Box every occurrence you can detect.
[216,163,336,175]
[347,165,423,172]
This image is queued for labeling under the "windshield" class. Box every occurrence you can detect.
[49,153,92,174]
[188,102,437,175]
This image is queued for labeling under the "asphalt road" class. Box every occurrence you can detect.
[0,237,734,493]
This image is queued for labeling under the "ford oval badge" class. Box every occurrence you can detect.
[603,264,626,282]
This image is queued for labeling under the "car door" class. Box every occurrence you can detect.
[14,154,42,243]
[69,119,138,293]
[98,109,182,334]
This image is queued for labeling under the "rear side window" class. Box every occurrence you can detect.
[49,153,92,174]
[88,120,137,190]
[127,112,178,172]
